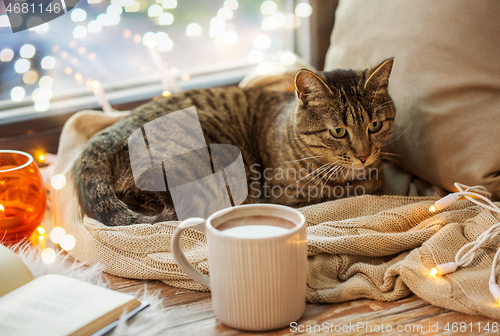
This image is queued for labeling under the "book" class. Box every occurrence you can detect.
[0,243,147,336]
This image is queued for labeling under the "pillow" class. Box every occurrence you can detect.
[325,0,500,199]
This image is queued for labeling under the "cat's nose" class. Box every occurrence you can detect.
[356,155,369,164]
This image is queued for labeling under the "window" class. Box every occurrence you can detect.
[0,0,312,122]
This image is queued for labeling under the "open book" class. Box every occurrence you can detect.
[0,244,147,336]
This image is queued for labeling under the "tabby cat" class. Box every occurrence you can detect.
[75,58,395,226]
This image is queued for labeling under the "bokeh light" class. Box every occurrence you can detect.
[51,174,67,190]
[10,87,26,102]
[15,59,31,74]
[295,3,312,17]
[20,44,36,58]
[186,23,202,36]
[41,56,56,69]
[50,227,66,244]
[0,49,14,62]
[256,61,272,74]
[261,1,277,15]
[41,248,56,264]
[71,8,87,22]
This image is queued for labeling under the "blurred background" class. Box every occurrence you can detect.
[0,0,338,157]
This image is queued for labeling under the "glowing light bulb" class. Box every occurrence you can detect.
[430,262,457,276]
[162,90,171,97]
[39,76,53,88]
[148,5,163,17]
[0,204,4,214]
[256,61,272,74]
[261,1,277,15]
[223,30,238,44]
[254,35,271,49]
[37,226,45,234]
[429,205,436,212]
[262,17,277,30]
[15,59,31,73]
[272,12,286,26]
[73,26,88,39]
[41,248,56,264]
[35,99,50,112]
[224,0,238,10]
[186,23,202,36]
[430,268,438,276]
[51,174,66,190]
[162,0,177,8]
[217,8,233,20]
[20,44,36,58]
[50,227,66,244]
[23,70,38,84]
[248,50,263,63]
[125,1,140,12]
[295,3,312,17]
[71,8,87,22]
[0,48,14,62]
[88,21,102,33]
[280,51,296,65]
[60,234,76,251]
[10,87,25,102]
[32,23,49,34]
[0,15,10,27]
[41,56,55,69]
[107,4,122,15]
[158,12,174,25]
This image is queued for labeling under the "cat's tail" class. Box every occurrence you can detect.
[74,133,176,226]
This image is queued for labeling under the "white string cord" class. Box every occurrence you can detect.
[428,183,500,304]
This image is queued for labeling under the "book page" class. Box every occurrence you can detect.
[0,244,33,297]
[0,274,140,336]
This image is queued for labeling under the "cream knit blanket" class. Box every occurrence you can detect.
[53,110,500,320]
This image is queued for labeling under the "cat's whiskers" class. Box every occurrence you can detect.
[311,164,339,189]
[289,162,333,187]
[284,155,324,163]
[293,162,338,191]
[373,101,393,112]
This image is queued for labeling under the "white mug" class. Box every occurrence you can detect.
[171,204,307,331]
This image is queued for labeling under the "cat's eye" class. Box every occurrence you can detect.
[368,121,383,133]
[330,128,347,138]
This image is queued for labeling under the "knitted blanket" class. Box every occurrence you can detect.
[53,110,500,320]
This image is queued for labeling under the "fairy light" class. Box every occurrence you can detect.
[88,21,102,33]
[41,248,56,264]
[272,12,286,26]
[158,12,174,25]
[20,44,36,58]
[261,1,277,15]
[148,5,163,17]
[224,0,238,10]
[429,262,457,277]
[0,15,10,27]
[123,29,132,38]
[125,1,140,12]
[39,76,53,88]
[222,31,237,44]
[60,234,76,251]
[107,4,123,16]
[41,56,56,69]
[295,2,312,17]
[61,51,68,59]
[280,51,296,65]
[217,8,233,20]
[73,26,88,39]
[37,226,45,234]
[51,174,66,190]
[186,23,202,36]
[162,0,177,8]
[0,48,14,62]
[15,59,31,73]
[74,73,83,81]
[248,50,263,63]
[71,8,87,22]
[78,47,86,54]
[35,99,50,112]
[50,227,66,244]
[89,53,96,60]
[182,74,190,81]
[10,87,26,101]
[254,35,271,49]
[0,204,4,214]
[262,17,277,30]
[23,70,38,85]
[65,67,73,75]
[162,90,171,97]
[256,61,272,74]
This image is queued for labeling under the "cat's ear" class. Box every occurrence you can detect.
[364,57,394,93]
[294,69,333,104]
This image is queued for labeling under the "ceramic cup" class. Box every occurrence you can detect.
[171,204,307,331]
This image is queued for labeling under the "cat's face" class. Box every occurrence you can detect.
[293,58,395,168]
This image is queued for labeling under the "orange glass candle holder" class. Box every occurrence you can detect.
[0,150,47,243]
